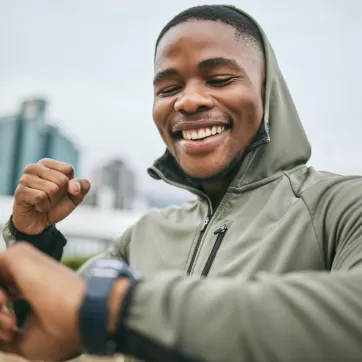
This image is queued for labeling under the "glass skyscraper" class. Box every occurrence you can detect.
[0,98,79,196]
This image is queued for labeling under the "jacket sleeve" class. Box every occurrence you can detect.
[115,178,362,362]
[76,225,133,277]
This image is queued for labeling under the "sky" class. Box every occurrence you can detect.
[1,0,361,202]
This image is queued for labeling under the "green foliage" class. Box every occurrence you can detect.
[62,255,93,271]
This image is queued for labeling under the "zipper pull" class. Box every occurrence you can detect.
[214,224,227,235]
[200,217,210,232]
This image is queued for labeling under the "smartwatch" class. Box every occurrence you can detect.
[78,258,139,356]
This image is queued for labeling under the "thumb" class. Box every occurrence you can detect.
[46,179,91,225]
[67,179,91,206]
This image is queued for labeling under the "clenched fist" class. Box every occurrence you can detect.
[12,158,91,235]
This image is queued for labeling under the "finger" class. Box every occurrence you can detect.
[37,158,74,179]
[19,174,65,207]
[0,289,9,306]
[46,178,91,222]
[67,179,91,201]
[0,328,17,344]
[0,312,17,337]
[14,184,51,213]
[23,163,70,191]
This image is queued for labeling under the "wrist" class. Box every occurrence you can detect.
[7,216,66,260]
[107,278,131,335]
[78,258,140,356]
[11,214,50,236]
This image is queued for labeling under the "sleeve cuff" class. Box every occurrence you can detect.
[114,279,196,362]
[7,215,67,259]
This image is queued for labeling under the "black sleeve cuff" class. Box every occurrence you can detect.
[8,215,67,261]
[114,281,196,362]
[114,279,141,353]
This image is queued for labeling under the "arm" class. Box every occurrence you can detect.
[3,215,133,326]
[2,217,67,326]
[113,178,362,362]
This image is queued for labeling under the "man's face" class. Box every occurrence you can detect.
[153,20,265,180]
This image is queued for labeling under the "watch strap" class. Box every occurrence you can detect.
[79,259,139,356]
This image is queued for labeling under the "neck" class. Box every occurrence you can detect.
[201,176,233,209]
[199,158,244,208]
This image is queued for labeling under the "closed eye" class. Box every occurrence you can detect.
[157,85,182,96]
[206,77,237,87]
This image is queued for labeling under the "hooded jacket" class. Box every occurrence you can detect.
[3,6,362,362]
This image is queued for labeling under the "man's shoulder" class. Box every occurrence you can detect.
[289,167,362,221]
[137,197,205,224]
[299,167,362,196]
[285,165,362,197]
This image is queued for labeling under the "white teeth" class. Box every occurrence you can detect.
[181,126,227,140]
[182,131,192,140]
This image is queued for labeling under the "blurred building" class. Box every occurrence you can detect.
[0,98,79,195]
[84,159,137,211]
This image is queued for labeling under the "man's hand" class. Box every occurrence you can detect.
[0,244,130,361]
[0,295,18,344]
[0,243,85,360]
[13,158,91,235]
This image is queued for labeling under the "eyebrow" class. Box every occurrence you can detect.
[153,68,179,86]
[153,57,241,85]
[198,57,240,71]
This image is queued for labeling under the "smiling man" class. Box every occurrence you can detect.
[2,4,362,362]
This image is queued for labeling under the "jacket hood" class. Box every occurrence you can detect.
[148,6,311,192]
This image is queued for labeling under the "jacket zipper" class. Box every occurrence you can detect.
[201,224,228,276]
[186,217,210,275]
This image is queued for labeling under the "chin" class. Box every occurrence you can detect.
[181,163,228,183]
[179,154,243,184]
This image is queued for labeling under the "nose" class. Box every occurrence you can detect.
[174,82,214,114]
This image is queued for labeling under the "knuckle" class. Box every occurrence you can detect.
[23,163,37,175]
[18,174,31,185]
[14,184,27,198]
[57,174,69,189]
[63,163,74,177]
[47,182,60,196]
[34,192,47,205]
[37,157,53,165]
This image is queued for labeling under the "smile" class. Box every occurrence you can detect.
[176,126,231,155]
[181,125,226,140]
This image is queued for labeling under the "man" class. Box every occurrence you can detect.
[1,4,362,362]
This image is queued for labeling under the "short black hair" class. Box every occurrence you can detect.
[155,5,264,55]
